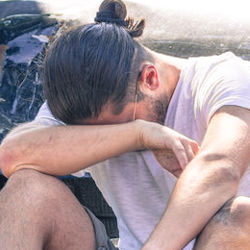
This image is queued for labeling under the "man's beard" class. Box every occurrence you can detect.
[145,93,169,125]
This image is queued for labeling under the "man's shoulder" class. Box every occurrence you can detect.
[190,52,240,70]
[185,51,250,89]
[34,102,65,126]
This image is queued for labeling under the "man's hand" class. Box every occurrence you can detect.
[139,120,199,177]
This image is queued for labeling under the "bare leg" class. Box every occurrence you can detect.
[194,196,250,250]
[0,169,96,250]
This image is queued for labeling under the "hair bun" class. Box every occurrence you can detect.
[94,0,145,38]
[95,10,128,27]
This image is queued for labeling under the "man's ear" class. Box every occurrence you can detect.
[138,64,160,92]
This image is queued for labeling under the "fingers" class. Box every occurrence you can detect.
[182,141,195,163]
[152,148,183,178]
[173,139,199,170]
[172,168,183,178]
[144,123,200,171]
[190,140,200,155]
[172,141,189,169]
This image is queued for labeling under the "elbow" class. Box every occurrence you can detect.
[0,141,20,178]
[0,122,43,178]
[193,152,241,194]
[215,163,241,193]
[0,144,11,177]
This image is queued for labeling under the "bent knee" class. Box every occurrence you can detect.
[228,196,250,226]
[2,169,69,205]
[194,196,250,249]
[7,168,60,188]
[212,196,250,227]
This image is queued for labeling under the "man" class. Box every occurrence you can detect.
[0,0,250,249]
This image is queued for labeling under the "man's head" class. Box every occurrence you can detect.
[43,0,174,125]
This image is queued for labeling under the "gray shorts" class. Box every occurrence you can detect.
[84,206,118,250]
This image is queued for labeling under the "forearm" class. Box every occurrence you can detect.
[143,155,239,250]
[144,106,250,250]
[0,121,142,177]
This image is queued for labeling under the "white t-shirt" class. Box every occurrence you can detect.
[35,52,250,250]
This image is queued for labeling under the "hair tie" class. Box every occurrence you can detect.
[95,11,128,27]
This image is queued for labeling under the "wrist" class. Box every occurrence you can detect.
[137,119,161,150]
[132,119,148,150]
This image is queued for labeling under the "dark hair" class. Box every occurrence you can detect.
[43,0,151,124]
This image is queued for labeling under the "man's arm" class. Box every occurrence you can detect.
[143,105,250,250]
[0,120,198,178]
[0,121,142,177]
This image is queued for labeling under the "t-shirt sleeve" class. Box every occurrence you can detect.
[33,102,87,177]
[194,54,250,125]
[34,102,65,126]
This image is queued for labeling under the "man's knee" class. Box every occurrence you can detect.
[5,168,63,190]
[1,169,68,210]
[194,196,250,249]
[212,196,250,227]
[0,169,96,250]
